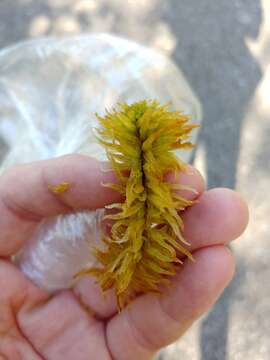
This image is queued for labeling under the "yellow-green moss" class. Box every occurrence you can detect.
[78,100,197,309]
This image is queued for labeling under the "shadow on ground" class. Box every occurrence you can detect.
[162,1,261,359]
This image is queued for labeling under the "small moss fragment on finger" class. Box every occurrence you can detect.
[49,182,71,194]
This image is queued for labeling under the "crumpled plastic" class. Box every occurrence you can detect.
[0,34,202,292]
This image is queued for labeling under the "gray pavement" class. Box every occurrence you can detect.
[0,0,269,359]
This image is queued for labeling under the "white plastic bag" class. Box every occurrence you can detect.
[0,34,202,292]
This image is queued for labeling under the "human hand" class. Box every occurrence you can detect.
[0,155,248,360]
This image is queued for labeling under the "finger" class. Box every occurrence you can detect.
[0,154,122,256]
[165,165,205,200]
[106,246,235,360]
[182,188,249,254]
[73,165,204,320]
[73,276,118,320]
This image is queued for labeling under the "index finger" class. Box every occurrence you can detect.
[0,154,121,256]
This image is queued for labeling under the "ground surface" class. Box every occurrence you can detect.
[0,1,269,359]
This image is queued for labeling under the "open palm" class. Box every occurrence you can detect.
[0,155,248,360]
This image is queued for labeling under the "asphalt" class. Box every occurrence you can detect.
[0,1,269,359]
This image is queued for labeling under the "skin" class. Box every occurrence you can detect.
[0,154,249,360]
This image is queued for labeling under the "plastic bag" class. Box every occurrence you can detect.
[0,34,202,292]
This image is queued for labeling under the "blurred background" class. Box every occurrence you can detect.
[0,0,269,359]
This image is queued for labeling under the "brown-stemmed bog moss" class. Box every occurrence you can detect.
[76,100,198,309]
